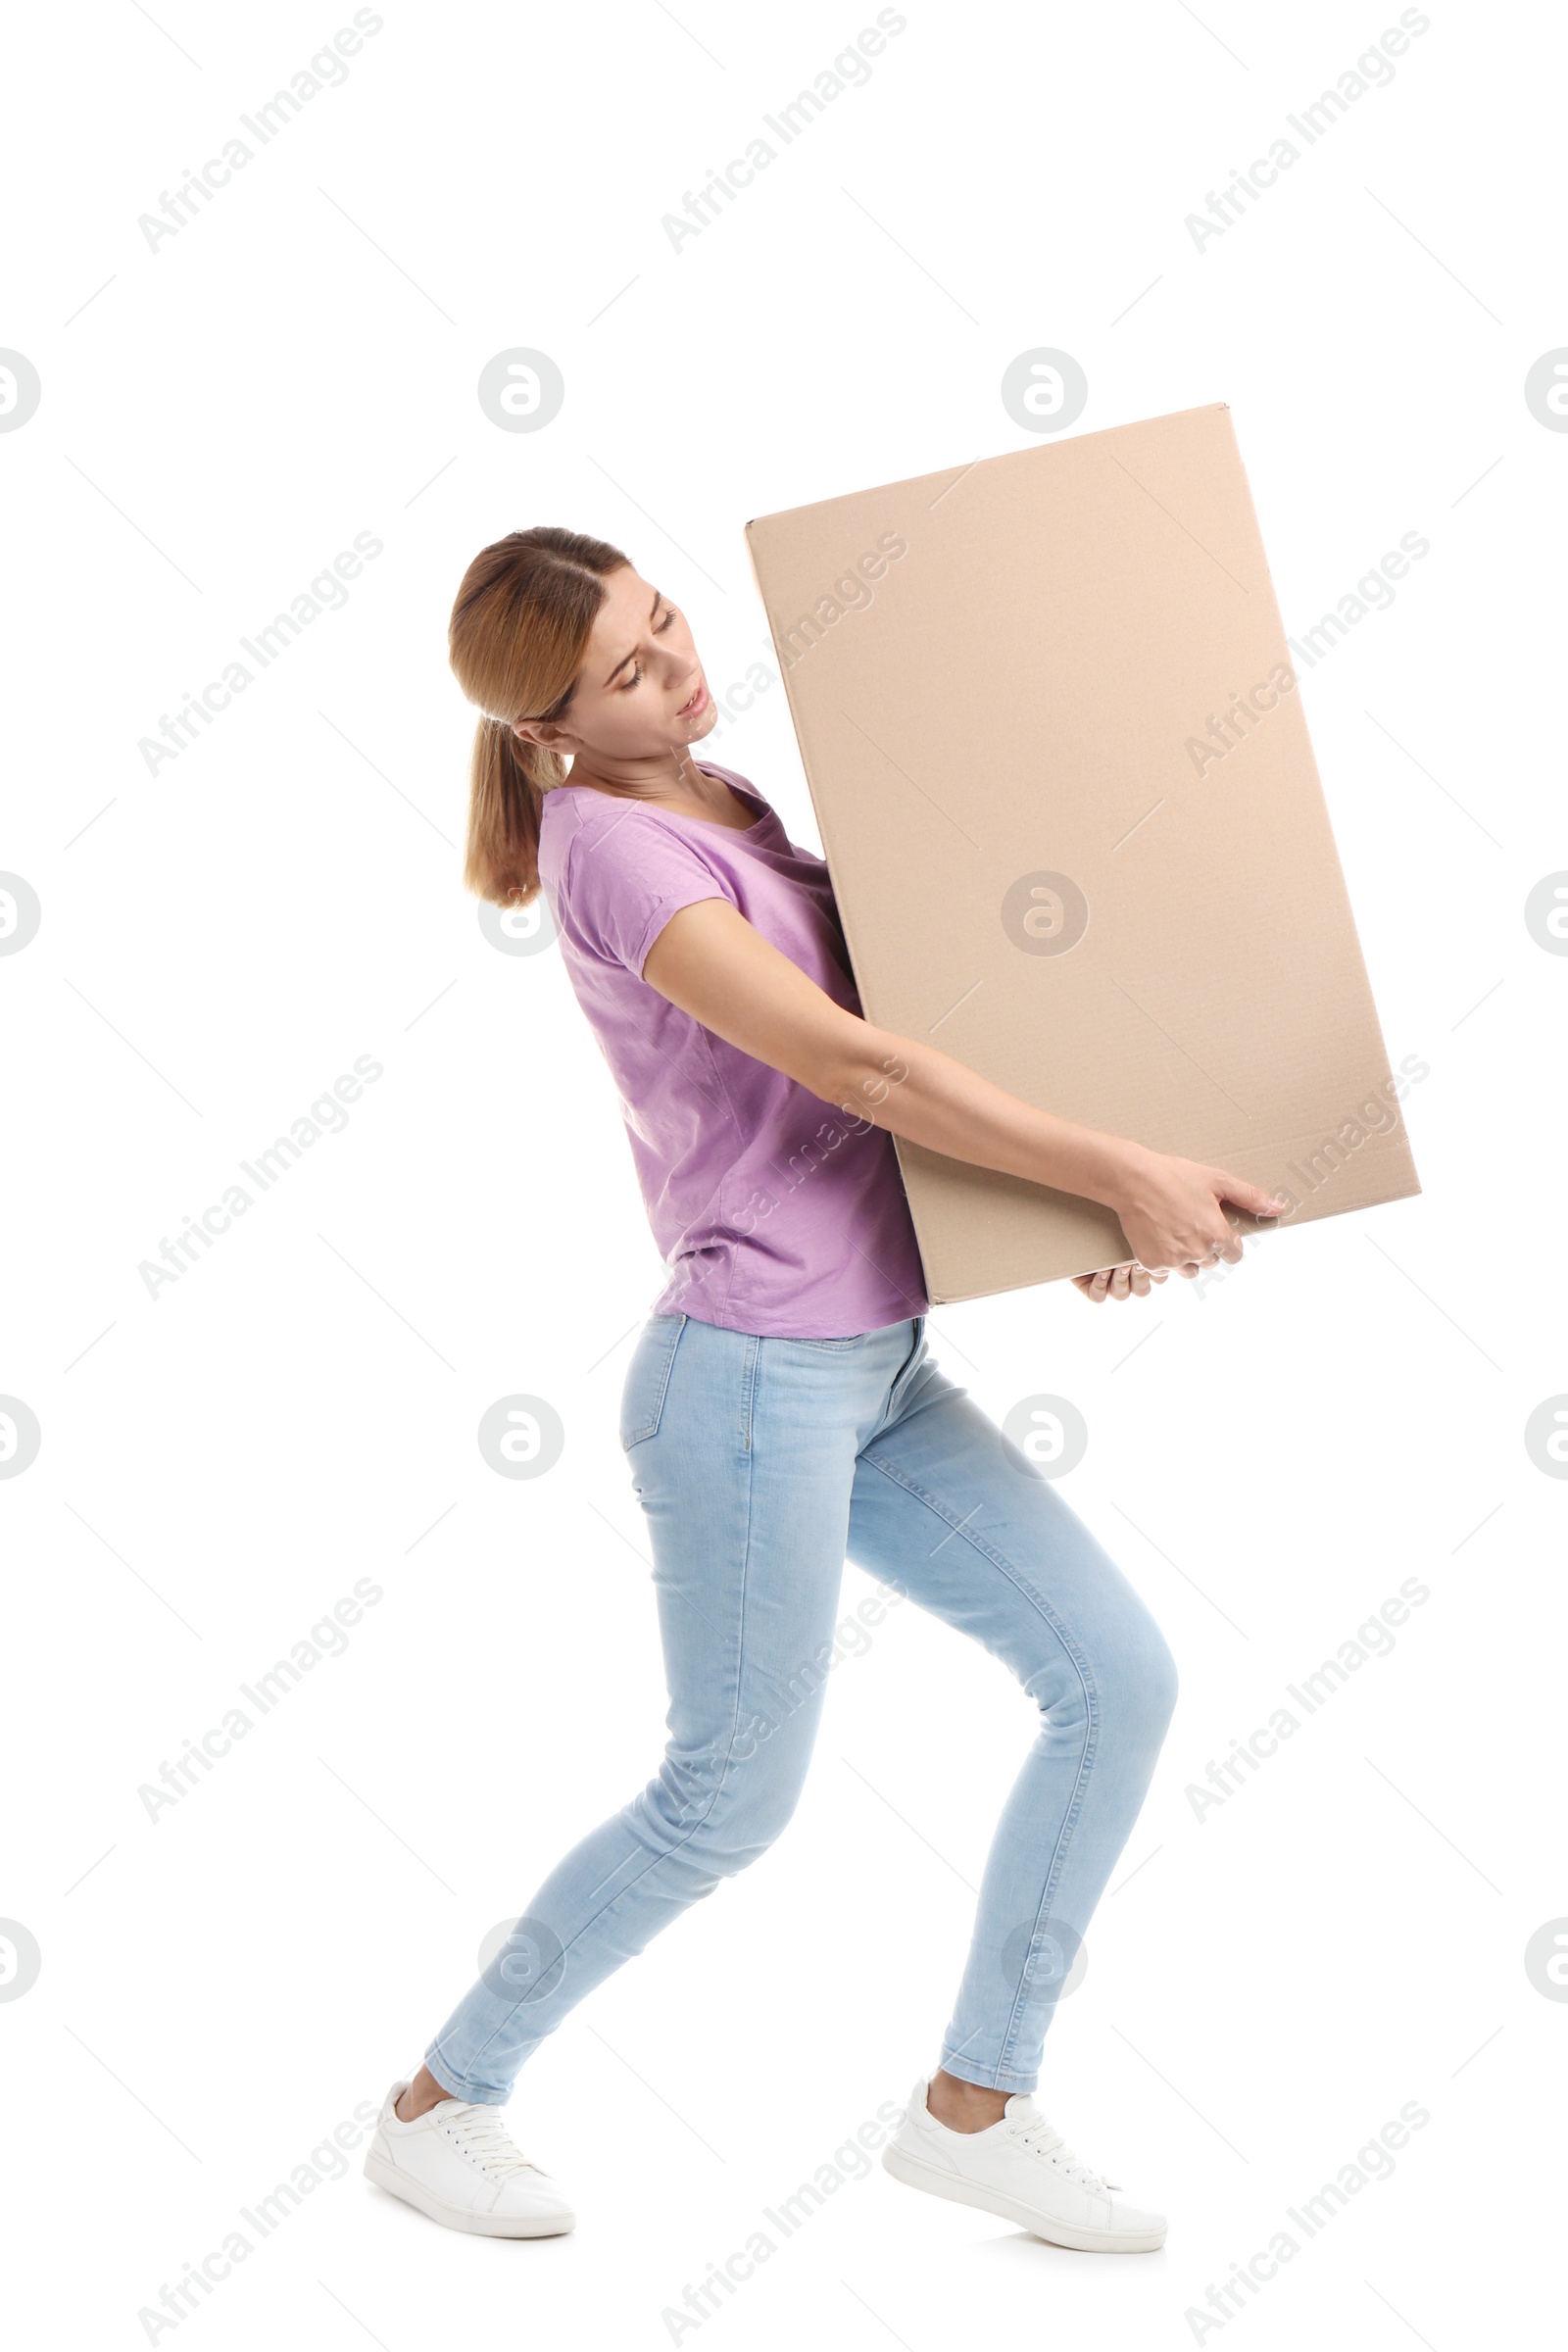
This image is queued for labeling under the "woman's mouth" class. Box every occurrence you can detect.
[675,680,709,719]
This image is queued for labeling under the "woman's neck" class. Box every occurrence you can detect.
[563,749,738,824]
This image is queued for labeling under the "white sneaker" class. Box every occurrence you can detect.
[882,2076,1166,2252]
[363,2079,576,2238]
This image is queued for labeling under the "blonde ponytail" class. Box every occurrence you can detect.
[463,715,563,910]
[449,527,630,907]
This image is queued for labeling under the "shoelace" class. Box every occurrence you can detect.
[441,2103,541,2179]
[1008,2117,1108,2193]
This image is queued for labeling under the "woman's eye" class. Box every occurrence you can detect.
[618,609,676,687]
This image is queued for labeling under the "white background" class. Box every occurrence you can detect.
[4,2,1564,2345]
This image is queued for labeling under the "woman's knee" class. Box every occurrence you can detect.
[645,1733,810,1876]
[1102,1601,1179,1740]
[1020,1595,1177,1745]
[1138,1620,1180,1730]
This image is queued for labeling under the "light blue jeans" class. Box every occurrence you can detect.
[425,1313,1177,2103]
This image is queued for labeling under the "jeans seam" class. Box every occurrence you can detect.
[621,1313,687,1450]
[860,1319,926,1446]
[741,1332,759,1451]
[862,1448,1099,2080]
[934,2052,1040,2090]
[421,2041,507,2103]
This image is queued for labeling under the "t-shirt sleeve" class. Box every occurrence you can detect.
[564,809,738,978]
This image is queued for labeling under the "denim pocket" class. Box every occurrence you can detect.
[791,1335,865,1352]
[619,1314,687,1450]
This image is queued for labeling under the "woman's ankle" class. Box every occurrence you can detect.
[927,2068,1009,2132]
[396,2066,455,2122]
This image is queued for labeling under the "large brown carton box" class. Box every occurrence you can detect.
[744,403,1420,1305]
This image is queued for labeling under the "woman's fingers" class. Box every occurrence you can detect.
[1072,1262,1169,1301]
[1179,1220,1244,1273]
[1214,1171,1291,1221]
[1119,1153,1291,1276]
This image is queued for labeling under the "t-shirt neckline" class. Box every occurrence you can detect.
[560,766,769,838]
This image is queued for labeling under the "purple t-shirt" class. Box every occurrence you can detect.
[537,760,929,1339]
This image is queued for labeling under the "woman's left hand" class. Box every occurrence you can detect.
[1070,1262,1168,1303]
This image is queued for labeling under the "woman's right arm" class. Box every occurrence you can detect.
[642,899,1288,1277]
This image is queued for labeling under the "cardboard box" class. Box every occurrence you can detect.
[744,403,1420,1304]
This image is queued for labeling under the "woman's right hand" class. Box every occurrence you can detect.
[1109,1146,1290,1276]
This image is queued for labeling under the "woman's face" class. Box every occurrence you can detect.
[519,564,716,769]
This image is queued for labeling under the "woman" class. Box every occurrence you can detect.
[364,526,1285,2251]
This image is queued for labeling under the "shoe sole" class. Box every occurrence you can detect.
[364,2150,575,2238]
[881,2140,1166,2253]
